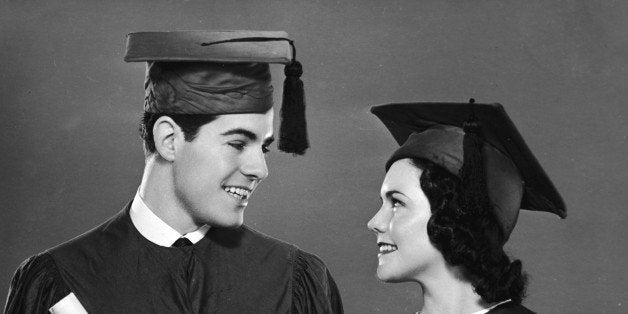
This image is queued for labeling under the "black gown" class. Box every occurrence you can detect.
[5,202,343,313]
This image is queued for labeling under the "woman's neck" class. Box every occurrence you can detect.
[417,264,489,314]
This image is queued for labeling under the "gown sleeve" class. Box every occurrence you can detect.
[5,252,71,314]
[291,250,343,314]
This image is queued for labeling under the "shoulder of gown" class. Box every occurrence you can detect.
[5,252,71,314]
[291,249,343,314]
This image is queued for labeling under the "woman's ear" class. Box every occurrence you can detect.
[152,116,180,161]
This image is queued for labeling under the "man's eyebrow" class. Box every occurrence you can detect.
[220,128,257,141]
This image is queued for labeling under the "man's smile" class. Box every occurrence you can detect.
[223,186,252,200]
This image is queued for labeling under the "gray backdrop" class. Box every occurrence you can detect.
[2,1,627,313]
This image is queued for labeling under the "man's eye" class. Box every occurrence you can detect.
[262,145,270,154]
[228,142,245,151]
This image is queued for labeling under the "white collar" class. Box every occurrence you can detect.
[130,190,210,247]
[471,299,512,314]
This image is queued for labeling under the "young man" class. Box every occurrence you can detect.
[5,31,343,313]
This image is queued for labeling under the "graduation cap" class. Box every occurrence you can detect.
[371,100,566,242]
[124,30,308,155]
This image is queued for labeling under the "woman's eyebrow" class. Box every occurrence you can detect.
[264,136,275,146]
[385,190,403,199]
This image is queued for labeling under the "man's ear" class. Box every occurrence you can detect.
[153,116,181,161]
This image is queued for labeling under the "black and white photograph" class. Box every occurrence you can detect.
[2,1,627,313]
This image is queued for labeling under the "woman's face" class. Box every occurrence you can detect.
[367,158,445,282]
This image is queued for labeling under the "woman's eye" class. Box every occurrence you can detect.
[391,198,403,208]
[262,145,270,154]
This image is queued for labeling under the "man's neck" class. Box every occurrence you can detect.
[418,264,488,314]
[139,154,201,234]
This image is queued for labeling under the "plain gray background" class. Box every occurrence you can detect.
[2,1,627,313]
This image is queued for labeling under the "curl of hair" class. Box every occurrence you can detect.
[410,158,527,304]
[139,112,217,153]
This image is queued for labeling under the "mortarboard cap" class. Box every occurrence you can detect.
[124,30,308,155]
[371,101,566,242]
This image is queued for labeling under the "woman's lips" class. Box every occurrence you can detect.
[378,242,398,256]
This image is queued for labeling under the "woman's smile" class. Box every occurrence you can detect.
[377,242,398,257]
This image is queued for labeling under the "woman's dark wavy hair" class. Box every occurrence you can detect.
[409,157,527,304]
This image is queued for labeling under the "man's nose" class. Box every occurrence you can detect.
[240,149,269,180]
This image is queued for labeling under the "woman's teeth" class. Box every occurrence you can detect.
[224,186,251,200]
[379,243,398,254]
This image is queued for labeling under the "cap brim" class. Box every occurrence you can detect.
[371,102,566,218]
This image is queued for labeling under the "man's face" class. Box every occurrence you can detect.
[172,110,274,228]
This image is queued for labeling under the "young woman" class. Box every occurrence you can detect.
[368,101,565,314]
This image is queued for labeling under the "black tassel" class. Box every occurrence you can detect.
[459,111,504,245]
[459,98,488,215]
[459,117,488,211]
[278,60,309,155]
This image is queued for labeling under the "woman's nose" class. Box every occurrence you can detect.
[367,206,389,233]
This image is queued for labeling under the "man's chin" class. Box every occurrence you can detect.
[205,216,244,229]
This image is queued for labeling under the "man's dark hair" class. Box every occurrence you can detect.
[139,112,218,153]
[410,158,527,304]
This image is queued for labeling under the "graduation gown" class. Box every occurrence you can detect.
[5,203,343,313]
